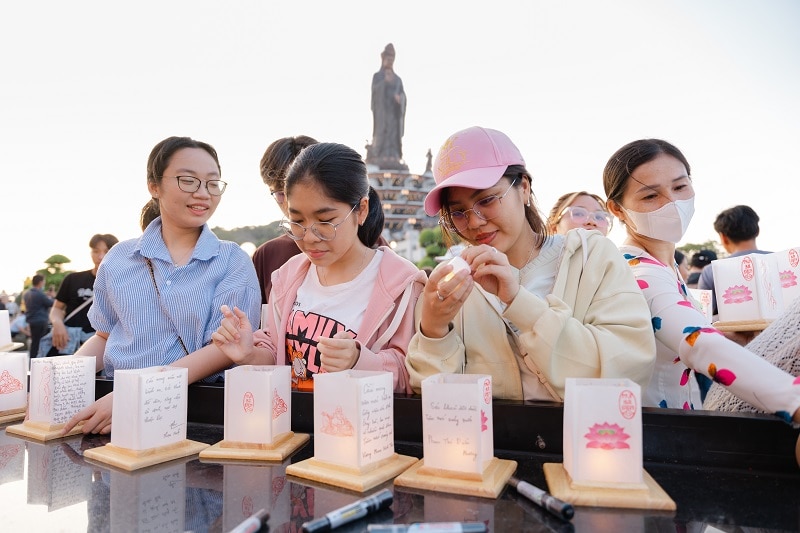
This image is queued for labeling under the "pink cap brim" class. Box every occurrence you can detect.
[423,164,508,216]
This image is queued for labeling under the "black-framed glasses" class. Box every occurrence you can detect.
[280,204,358,241]
[172,175,227,196]
[270,190,286,204]
[440,178,518,231]
[558,206,612,226]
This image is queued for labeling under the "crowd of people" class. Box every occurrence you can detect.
[4,126,798,437]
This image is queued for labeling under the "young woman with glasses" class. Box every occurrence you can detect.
[62,136,261,435]
[547,191,613,236]
[212,142,427,392]
[405,126,656,401]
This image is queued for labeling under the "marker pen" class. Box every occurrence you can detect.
[367,522,487,532]
[508,476,574,521]
[301,488,393,532]
[229,508,269,533]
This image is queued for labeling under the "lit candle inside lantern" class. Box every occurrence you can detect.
[563,378,644,487]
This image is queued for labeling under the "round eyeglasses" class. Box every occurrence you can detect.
[270,190,286,204]
[558,206,612,226]
[440,178,518,232]
[281,204,358,241]
[172,175,227,196]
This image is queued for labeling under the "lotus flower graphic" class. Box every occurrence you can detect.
[0,370,23,394]
[584,422,631,450]
[780,270,798,288]
[722,285,753,304]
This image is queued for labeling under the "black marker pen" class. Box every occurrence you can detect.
[508,476,574,521]
[301,488,393,532]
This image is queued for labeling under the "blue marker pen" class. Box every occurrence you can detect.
[301,488,393,532]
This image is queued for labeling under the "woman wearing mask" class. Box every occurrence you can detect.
[604,138,800,421]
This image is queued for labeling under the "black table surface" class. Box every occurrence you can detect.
[1,421,798,533]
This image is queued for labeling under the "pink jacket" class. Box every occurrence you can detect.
[253,247,427,392]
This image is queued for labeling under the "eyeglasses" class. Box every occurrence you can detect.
[281,204,358,241]
[172,175,227,196]
[270,190,286,204]
[440,178,518,231]
[558,206,612,226]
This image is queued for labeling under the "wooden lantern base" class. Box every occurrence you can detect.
[199,431,310,462]
[287,453,418,493]
[6,420,85,441]
[0,407,26,425]
[394,457,517,499]
[712,319,772,332]
[84,439,209,471]
[543,463,676,510]
[0,342,25,352]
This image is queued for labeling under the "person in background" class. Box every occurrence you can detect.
[674,250,690,282]
[405,126,655,401]
[252,135,319,304]
[2,292,20,318]
[10,311,30,345]
[22,274,52,358]
[685,249,716,289]
[698,205,768,318]
[213,142,426,393]
[62,136,261,435]
[547,191,613,236]
[603,138,799,421]
[47,233,119,355]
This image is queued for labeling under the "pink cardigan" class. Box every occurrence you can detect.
[253,247,427,392]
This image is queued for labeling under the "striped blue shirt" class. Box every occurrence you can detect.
[89,218,261,380]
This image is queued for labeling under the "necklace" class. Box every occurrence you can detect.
[518,235,538,283]
[170,247,194,267]
[318,246,371,286]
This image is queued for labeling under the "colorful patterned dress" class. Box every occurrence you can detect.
[620,245,800,421]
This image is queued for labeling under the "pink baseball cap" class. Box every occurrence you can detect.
[424,126,525,216]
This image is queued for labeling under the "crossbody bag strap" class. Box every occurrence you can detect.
[64,295,94,323]
[146,258,190,356]
[508,325,562,401]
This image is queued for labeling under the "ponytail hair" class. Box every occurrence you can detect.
[358,187,385,247]
[140,198,160,231]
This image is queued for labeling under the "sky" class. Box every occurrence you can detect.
[2,0,799,294]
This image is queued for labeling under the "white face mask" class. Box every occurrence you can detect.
[622,197,695,243]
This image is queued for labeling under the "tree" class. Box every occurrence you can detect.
[678,240,723,258]
[38,254,73,293]
[416,226,448,270]
[211,222,283,247]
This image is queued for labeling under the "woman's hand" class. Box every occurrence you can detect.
[463,245,520,304]
[211,305,255,364]
[62,392,114,435]
[419,259,474,338]
[317,331,360,372]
